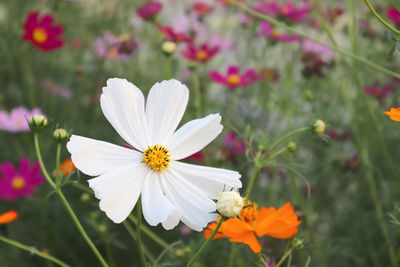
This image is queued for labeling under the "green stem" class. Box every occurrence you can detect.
[56,143,61,187]
[227,243,237,267]
[227,0,400,80]
[363,0,400,35]
[165,57,172,79]
[267,147,288,162]
[186,218,225,267]
[245,150,262,199]
[274,248,293,267]
[268,127,309,153]
[128,214,172,252]
[0,234,70,267]
[136,198,148,267]
[192,71,202,117]
[33,134,109,267]
[122,221,155,264]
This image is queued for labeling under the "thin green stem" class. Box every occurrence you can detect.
[33,133,109,267]
[228,243,237,267]
[268,127,309,153]
[122,221,155,264]
[136,198,149,267]
[192,71,202,117]
[186,218,225,267]
[275,248,293,267]
[165,56,172,79]
[227,0,400,80]
[128,214,172,252]
[363,0,400,35]
[245,151,262,199]
[267,147,288,162]
[0,234,70,267]
[56,143,61,187]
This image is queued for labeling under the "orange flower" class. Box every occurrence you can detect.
[0,210,18,224]
[384,107,400,122]
[60,158,76,176]
[204,202,301,253]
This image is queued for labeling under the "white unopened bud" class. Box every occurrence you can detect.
[312,119,325,135]
[161,41,177,56]
[29,115,48,131]
[216,191,244,218]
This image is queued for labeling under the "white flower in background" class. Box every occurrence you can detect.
[67,78,242,231]
[216,191,244,218]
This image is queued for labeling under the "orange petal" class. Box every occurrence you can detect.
[229,232,262,253]
[384,107,400,122]
[203,216,228,240]
[60,158,76,176]
[255,202,301,239]
[0,210,18,224]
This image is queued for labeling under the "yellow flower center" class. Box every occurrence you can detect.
[14,118,25,126]
[32,28,48,44]
[12,177,26,190]
[142,145,171,172]
[271,29,281,38]
[227,74,241,86]
[239,201,258,228]
[196,50,208,61]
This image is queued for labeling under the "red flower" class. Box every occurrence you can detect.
[193,2,214,16]
[387,6,400,27]
[181,43,219,63]
[156,24,193,43]
[137,1,163,21]
[22,11,64,51]
[209,65,262,90]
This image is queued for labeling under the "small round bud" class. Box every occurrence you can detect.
[287,141,297,153]
[53,128,70,143]
[216,191,244,218]
[303,90,314,101]
[98,224,107,233]
[312,119,325,135]
[29,115,48,131]
[80,193,90,202]
[162,41,177,56]
[291,237,304,250]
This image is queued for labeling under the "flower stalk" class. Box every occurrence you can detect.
[136,198,149,267]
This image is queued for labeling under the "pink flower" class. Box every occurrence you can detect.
[181,43,219,63]
[280,2,310,22]
[136,1,162,21]
[328,130,350,141]
[387,6,400,27]
[302,39,334,63]
[0,107,43,133]
[0,157,45,201]
[260,21,300,42]
[193,2,213,16]
[224,131,246,155]
[253,1,281,16]
[364,84,393,99]
[22,11,64,51]
[183,151,205,163]
[209,65,262,90]
[156,24,193,43]
[94,32,138,61]
[42,80,73,99]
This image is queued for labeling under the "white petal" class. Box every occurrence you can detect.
[170,161,242,199]
[67,135,142,176]
[160,168,218,231]
[141,172,178,227]
[100,78,150,151]
[90,164,147,223]
[168,114,223,160]
[145,80,189,145]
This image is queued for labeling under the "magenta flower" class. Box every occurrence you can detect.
[253,1,281,16]
[94,32,138,61]
[280,2,310,22]
[224,131,246,155]
[364,84,393,99]
[181,43,219,63]
[0,157,45,201]
[183,151,205,163]
[260,21,300,42]
[156,24,193,43]
[387,6,400,27]
[302,39,334,63]
[0,107,43,133]
[136,1,162,21]
[193,2,213,16]
[209,65,262,90]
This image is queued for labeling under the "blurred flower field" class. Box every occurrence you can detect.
[1,0,400,266]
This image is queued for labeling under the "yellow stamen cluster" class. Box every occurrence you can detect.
[239,201,258,227]
[32,28,48,44]
[12,177,26,190]
[227,74,241,86]
[196,50,208,61]
[142,145,170,172]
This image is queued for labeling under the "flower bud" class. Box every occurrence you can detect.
[216,191,244,218]
[162,41,177,56]
[312,119,325,135]
[291,237,304,250]
[53,128,70,143]
[287,141,297,153]
[29,115,48,131]
[303,89,314,101]
[80,193,90,202]
[98,224,107,233]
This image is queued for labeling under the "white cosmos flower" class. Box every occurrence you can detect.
[67,78,242,231]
